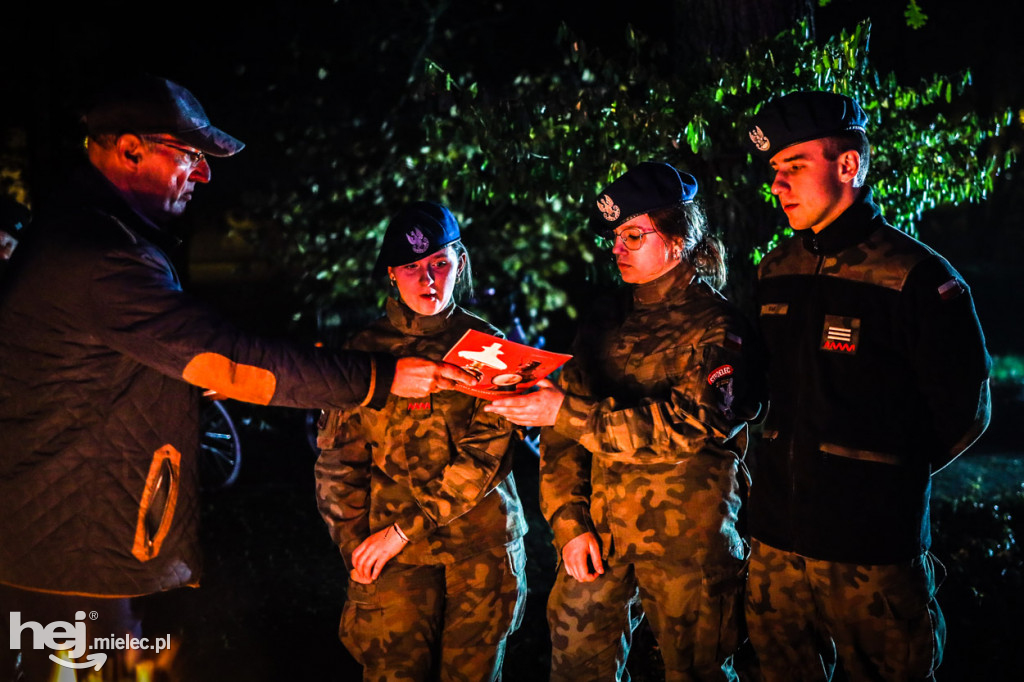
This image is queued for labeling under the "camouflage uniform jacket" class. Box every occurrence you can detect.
[750,187,991,564]
[315,298,527,567]
[541,264,766,564]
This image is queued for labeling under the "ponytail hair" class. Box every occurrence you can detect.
[451,240,474,301]
[648,201,727,290]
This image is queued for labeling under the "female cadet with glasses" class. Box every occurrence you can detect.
[313,201,527,682]
[487,163,766,681]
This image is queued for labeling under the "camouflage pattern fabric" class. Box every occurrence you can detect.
[540,264,766,680]
[548,557,745,682]
[339,539,527,682]
[745,538,945,682]
[315,298,527,567]
[315,298,528,679]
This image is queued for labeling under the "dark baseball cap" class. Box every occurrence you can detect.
[747,91,867,159]
[374,201,461,276]
[590,162,698,236]
[83,74,244,157]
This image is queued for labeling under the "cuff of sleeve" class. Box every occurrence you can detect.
[364,352,396,409]
[341,539,362,569]
[553,391,597,443]
[395,510,436,543]
[550,505,596,552]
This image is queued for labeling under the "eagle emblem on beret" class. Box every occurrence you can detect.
[406,227,430,254]
[748,125,770,152]
[596,194,620,221]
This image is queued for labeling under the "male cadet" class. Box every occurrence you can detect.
[742,91,991,681]
[0,73,471,681]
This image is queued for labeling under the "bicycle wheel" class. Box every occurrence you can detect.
[305,409,322,454]
[200,399,242,489]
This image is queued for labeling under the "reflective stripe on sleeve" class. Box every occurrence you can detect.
[182,352,277,405]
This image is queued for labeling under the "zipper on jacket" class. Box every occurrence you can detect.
[788,252,826,549]
[132,445,181,562]
[145,458,175,554]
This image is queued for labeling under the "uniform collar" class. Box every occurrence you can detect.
[633,261,695,308]
[52,162,182,252]
[800,186,883,256]
[386,296,457,336]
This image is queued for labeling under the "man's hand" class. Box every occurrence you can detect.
[351,524,409,581]
[485,379,565,427]
[391,357,477,397]
[562,532,604,582]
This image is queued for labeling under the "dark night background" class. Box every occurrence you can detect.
[2,1,1023,680]
[3,0,1023,351]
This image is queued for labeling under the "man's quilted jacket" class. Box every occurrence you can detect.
[0,164,393,596]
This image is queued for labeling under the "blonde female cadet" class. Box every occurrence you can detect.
[315,201,527,681]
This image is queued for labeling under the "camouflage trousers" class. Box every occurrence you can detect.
[547,556,745,682]
[338,538,527,682]
[745,538,946,682]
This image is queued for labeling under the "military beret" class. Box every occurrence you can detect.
[747,91,867,158]
[590,162,698,236]
[374,201,461,275]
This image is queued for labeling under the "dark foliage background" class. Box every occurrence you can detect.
[4,1,1021,346]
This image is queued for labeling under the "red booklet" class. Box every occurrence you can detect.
[442,329,572,400]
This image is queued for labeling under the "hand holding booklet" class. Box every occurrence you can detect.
[442,329,572,400]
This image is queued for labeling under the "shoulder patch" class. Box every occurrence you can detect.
[708,365,734,385]
[937,277,965,301]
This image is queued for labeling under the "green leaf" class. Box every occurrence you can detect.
[247,15,1011,347]
[905,0,929,29]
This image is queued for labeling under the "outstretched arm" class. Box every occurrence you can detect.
[391,357,478,397]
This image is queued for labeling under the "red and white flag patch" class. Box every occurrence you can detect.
[820,315,860,354]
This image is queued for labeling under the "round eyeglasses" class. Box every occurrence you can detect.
[611,226,659,251]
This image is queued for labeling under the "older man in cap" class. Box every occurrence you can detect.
[743,91,991,681]
[0,74,471,681]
